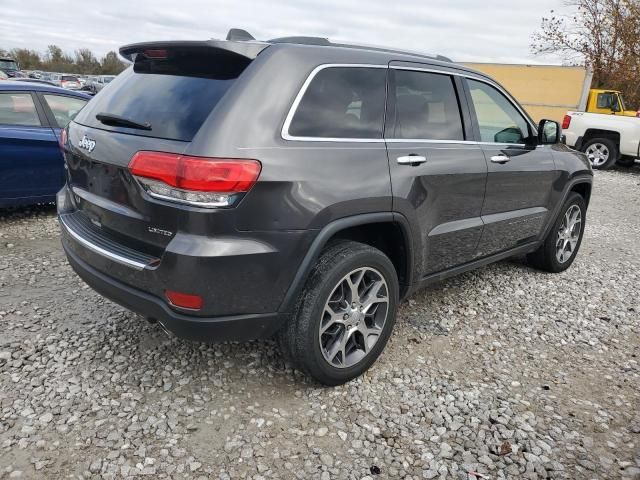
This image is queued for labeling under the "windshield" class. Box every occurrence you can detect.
[0,59,18,71]
[617,94,627,111]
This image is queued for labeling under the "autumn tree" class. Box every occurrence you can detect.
[9,49,42,70]
[44,45,75,73]
[100,51,127,75]
[74,48,101,74]
[532,0,640,108]
[0,44,129,75]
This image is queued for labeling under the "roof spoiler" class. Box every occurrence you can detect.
[119,39,268,63]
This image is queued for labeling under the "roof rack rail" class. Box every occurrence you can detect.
[225,29,453,62]
[268,36,331,46]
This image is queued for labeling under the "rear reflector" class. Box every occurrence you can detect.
[165,290,203,310]
[562,115,571,130]
[129,151,261,207]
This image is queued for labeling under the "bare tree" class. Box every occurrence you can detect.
[532,0,640,108]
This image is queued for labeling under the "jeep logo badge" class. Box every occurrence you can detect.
[78,135,96,153]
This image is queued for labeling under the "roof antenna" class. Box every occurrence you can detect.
[226,29,256,41]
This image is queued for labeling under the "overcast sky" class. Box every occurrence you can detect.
[1,0,566,64]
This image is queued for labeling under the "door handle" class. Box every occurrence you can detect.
[397,155,427,165]
[490,155,510,164]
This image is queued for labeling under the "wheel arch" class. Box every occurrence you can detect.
[540,175,593,241]
[582,129,621,149]
[278,213,414,314]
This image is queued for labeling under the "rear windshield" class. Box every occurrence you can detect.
[73,47,248,141]
[61,76,78,81]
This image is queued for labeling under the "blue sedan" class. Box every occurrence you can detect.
[0,82,90,207]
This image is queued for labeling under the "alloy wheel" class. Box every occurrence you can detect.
[319,267,389,368]
[556,204,582,264]
[585,143,610,168]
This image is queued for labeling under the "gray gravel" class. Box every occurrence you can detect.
[1,168,639,479]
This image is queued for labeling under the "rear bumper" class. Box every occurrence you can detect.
[63,242,286,341]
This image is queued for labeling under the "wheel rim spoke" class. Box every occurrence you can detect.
[555,204,582,264]
[319,267,389,369]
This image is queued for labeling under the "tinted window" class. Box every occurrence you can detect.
[0,60,18,71]
[388,70,464,140]
[43,94,87,128]
[61,76,77,82]
[289,67,386,139]
[596,92,614,109]
[468,79,530,144]
[74,48,248,141]
[0,93,40,126]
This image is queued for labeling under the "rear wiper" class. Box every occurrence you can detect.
[96,112,152,131]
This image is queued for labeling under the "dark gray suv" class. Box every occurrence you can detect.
[57,31,592,385]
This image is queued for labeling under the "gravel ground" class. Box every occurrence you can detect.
[0,168,639,480]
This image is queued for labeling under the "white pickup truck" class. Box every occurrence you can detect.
[562,112,640,169]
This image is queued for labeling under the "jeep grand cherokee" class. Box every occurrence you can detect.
[58,30,592,385]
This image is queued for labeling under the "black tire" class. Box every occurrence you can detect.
[581,137,618,170]
[527,192,586,273]
[278,240,399,386]
[616,155,636,168]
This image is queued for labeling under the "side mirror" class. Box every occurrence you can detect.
[537,119,560,145]
[611,96,621,112]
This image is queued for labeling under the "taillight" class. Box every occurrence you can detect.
[562,115,571,129]
[128,151,261,207]
[144,49,168,59]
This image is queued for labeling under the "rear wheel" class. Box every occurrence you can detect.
[527,192,586,273]
[279,241,399,386]
[581,137,618,170]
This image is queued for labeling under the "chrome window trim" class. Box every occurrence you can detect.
[390,65,538,133]
[281,63,388,143]
[281,62,537,144]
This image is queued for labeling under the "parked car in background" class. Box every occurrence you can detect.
[60,75,81,90]
[87,75,116,94]
[58,32,593,385]
[0,57,20,77]
[563,111,640,169]
[0,81,90,207]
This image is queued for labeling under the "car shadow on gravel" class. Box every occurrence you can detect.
[0,202,57,220]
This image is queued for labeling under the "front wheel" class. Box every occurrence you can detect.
[279,240,399,386]
[527,192,586,273]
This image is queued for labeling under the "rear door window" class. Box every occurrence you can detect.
[73,48,248,141]
[387,70,464,141]
[287,67,386,139]
[0,93,41,126]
